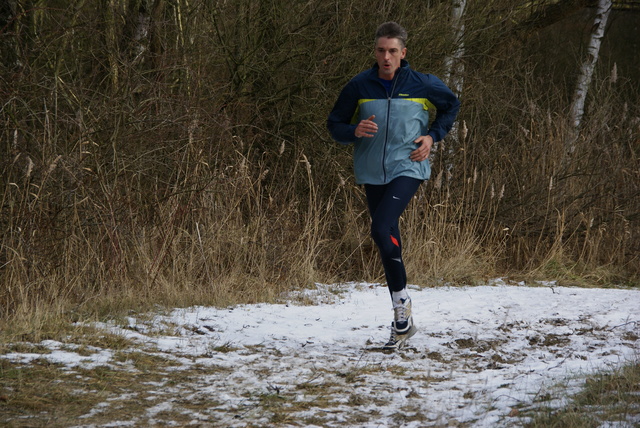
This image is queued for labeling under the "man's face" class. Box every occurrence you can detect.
[375,37,406,80]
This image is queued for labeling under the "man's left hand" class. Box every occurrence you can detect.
[410,135,434,162]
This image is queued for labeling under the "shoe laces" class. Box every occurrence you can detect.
[393,298,410,324]
[387,325,399,343]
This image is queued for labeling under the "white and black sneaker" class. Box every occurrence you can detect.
[383,320,417,350]
[392,296,413,333]
[383,297,417,350]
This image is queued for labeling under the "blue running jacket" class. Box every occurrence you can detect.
[327,60,460,185]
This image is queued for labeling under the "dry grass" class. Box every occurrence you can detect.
[1,0,639,337]
[522,361,640,427]
[1,2,637,426]
[0,356,228,427]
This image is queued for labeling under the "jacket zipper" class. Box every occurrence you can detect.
[382,70,401,183]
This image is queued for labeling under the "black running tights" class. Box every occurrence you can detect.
[364,176,422,294]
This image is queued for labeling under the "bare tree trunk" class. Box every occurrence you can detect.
[129,0,152,64]
[173,0,192,95]
[124,0,165,70]
[54,0,86,77]
[444,0,466,97]
[567,0,612,153]
[5,0,41,68]
[103,0,120,93]
[441,0,466,178]
[0,0,18,68]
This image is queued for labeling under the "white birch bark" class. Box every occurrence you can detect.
[444,0,466,97]
[132,3,151,64]
[568,0,612,151]
[442,0,466,176]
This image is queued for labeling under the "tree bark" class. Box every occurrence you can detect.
[567,0,612,152]
[444,0,466,97]
[0,1,17,67]
[127,0,152,64]
[441,0,466,177]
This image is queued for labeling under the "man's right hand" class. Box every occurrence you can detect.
[355,115,377,138]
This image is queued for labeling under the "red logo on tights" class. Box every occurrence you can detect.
[390,235,399,247]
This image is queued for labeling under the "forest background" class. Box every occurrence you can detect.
[1,0,639,333]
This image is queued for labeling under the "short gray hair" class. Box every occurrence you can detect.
[374,22,408,48]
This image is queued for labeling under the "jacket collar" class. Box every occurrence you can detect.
[370,59,410,80]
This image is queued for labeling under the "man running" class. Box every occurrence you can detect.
[327,22,460,349]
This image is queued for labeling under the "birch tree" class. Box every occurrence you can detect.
[568,0,612,152]
[127,0,153,64]
[441,0,466,177]
[443,0,466,97]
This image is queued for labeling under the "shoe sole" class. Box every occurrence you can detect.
[382,325,418,350]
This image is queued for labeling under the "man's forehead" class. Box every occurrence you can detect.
[375,37,403,48]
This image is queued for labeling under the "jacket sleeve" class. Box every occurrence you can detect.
[327,80,359,145]
[424,74,461,143]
